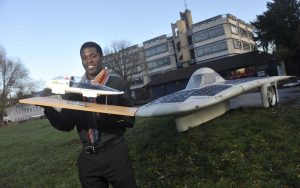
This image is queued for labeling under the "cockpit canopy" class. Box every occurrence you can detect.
[185,68,225,90]
[69,77,121,93]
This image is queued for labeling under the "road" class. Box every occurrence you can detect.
[229,86,300,109]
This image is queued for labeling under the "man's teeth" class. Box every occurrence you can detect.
[88,65,94,70]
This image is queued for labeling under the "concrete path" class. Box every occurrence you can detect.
[230,86,300,109]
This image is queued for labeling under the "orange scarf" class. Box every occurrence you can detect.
[92,67,109,85]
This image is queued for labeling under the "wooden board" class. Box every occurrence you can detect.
[19,97,138,117]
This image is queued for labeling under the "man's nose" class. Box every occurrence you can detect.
[86,57,93,63]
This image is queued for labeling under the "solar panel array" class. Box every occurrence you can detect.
[140,77,268,109]
[143,84,232,107]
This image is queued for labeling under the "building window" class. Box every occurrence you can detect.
[136,65,142,72]
[195,40,228,57]
[150,73,161,81]
[250,44,256,50]
[130,65,142,74]
[230,25,239,34]
[193,26,225,43]
[128,53,140,62]
[248,31,254,39]
[194,32,209,42]
[190,49,195,59]
[242,42,250,51]
[131,77,144,86]
[147,57,170,70]
[233,39,242,49]
[188,35,193,45]
[176,42,181,52]
[145,43,168,57]
[240,28,248,38]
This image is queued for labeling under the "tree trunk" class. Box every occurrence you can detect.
[0,114,4,127]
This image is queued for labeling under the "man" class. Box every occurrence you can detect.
[44,41,137,188]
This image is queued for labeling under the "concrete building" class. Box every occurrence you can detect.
[105,45,147,88]
[171,10,256,67]
[143,34,178,83]
[103,9,257,102]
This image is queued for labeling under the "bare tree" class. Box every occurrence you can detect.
[103,40,145,93]
[0,47,37,126]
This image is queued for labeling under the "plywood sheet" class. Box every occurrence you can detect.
[19,97,138,116]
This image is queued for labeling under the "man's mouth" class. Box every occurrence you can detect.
[88,65,95,70]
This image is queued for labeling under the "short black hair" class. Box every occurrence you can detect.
[80,41,103,56]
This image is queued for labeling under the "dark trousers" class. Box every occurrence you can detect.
[77,141,137,188]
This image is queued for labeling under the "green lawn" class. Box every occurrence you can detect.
[0,106,300,187]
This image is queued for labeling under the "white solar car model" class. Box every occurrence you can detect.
[134,67,291,131]
[47,76,124,98]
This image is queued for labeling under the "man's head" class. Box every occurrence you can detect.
[80,41,103,80]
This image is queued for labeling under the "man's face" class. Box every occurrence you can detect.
[80,47,103,79]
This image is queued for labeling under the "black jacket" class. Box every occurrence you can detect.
[44,76,134,146]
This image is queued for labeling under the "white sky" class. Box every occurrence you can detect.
[0,0,270,85]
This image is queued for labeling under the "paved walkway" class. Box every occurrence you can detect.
[230,86,300,109]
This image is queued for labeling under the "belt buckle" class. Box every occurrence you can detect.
[85,146,96,154]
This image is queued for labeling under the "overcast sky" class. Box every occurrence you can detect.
[0,0,270,84]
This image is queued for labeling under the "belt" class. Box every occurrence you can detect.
[84,136,123,154]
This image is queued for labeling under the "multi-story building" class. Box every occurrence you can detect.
[171,9,256,67]
[103,9,257,101]
[143,35,178,83]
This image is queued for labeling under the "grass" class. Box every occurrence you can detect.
[0,119,81,187]
[0,106,300,187]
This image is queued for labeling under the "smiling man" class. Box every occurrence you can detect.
[44,41,137,188]
[80,43,103,80]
